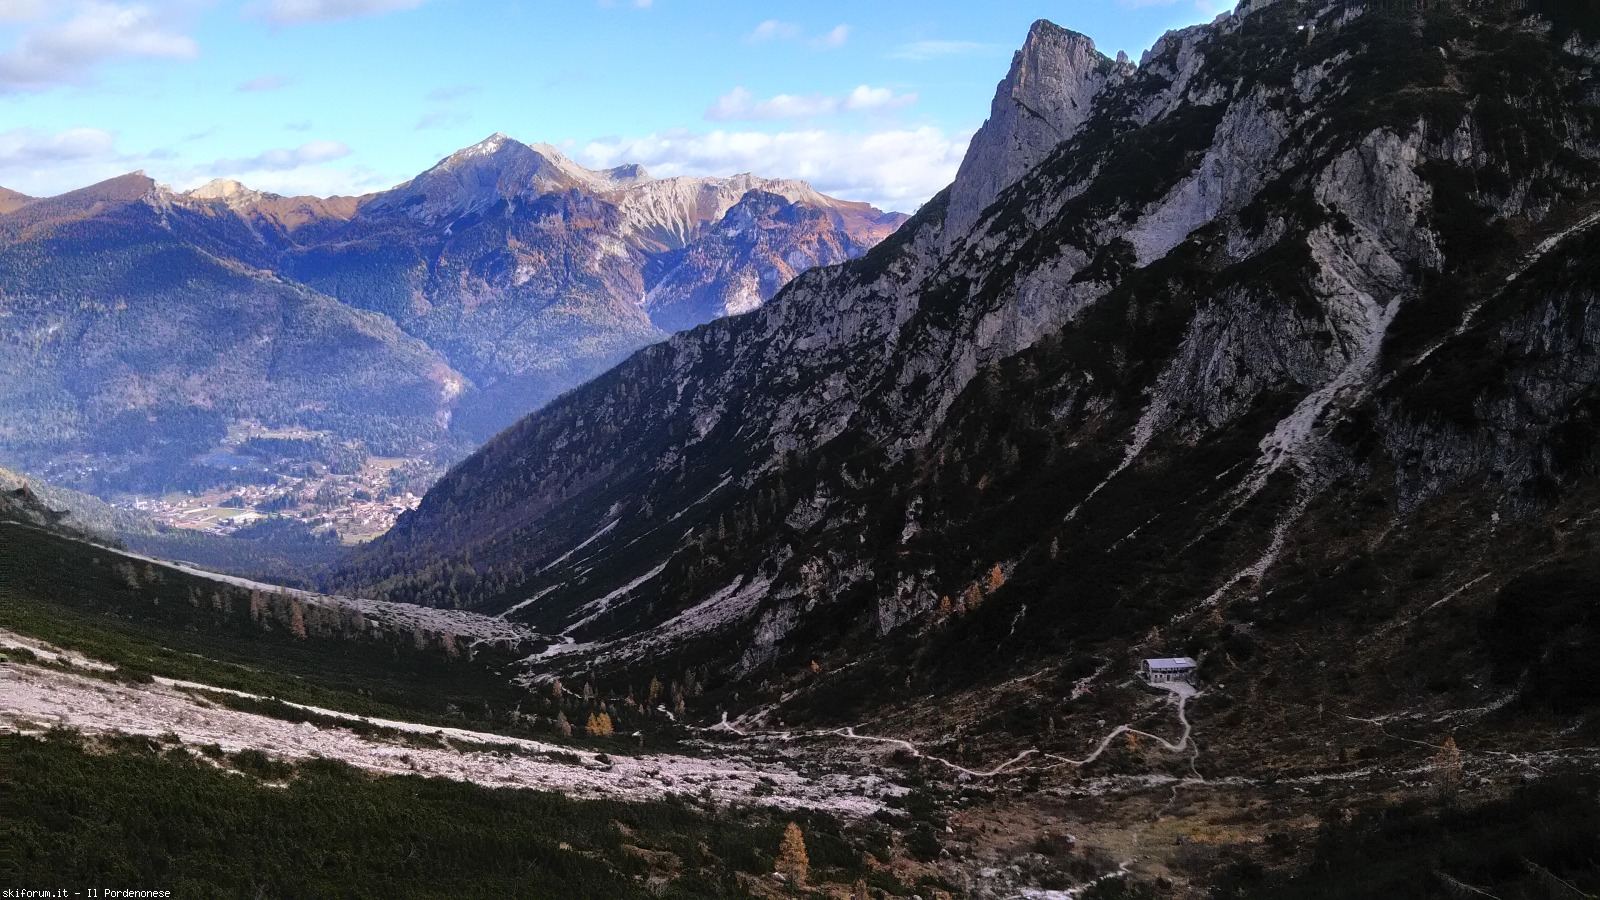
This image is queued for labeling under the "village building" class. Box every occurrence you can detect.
[1140,657,1199,685]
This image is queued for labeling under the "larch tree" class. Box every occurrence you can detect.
[776,822,808,885]
[288,599,307,640]
[987,563,1006,593]
[1433,735,1463,799]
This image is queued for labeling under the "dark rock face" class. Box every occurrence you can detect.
[0,140,904,490]
[327,2,1600,735]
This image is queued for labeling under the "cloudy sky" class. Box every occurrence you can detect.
[0,0,1232,212]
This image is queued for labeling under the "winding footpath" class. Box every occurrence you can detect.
[709,679,1204,781]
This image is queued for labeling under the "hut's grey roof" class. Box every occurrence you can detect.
[1144,657,1198,670]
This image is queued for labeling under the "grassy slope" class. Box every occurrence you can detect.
[0,523,679,751]
[0,732,899,899]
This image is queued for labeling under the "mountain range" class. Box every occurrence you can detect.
[8,0,1600,894]
[0,137,904,495]
[327,0,1600,763]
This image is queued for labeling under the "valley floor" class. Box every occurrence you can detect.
[6,526,1600,897]
[8,619,1600,898]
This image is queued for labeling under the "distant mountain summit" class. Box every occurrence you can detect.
[0,136,905,493]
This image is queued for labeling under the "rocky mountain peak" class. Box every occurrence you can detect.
[524,141,651,192]
[186,177,274,211]
[75,171,160,203]
[943,18,1126,243]
[188,177,254,199]
[375,135,662,222]
[366,135,574,221]
[641,187,856,332]
[438,133,544,174]
[459,132,514,156]
[3,172,159,223]
[603,163,652,186]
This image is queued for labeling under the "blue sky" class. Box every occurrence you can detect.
[0,0,1232,212]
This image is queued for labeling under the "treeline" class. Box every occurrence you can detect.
[0,524,535,737]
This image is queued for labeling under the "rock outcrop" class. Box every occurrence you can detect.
[944,20,1130,244]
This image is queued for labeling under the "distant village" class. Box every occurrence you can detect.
[117,422,438,545]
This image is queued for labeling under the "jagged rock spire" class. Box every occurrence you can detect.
[943,20,1127,244]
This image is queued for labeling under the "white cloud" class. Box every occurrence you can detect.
[841,85,914,113]
[0,126,119,168]
[250,0,427,25]
[812,24,849,49]
[708,88,832,120]
[193,164,389,198]
[0,126,136,194]
[237,73,291,92]
[0,127,386,200]
[181,140,391,197]
[415,109,470,131]
[596,0,652,8]
[205,140,352,174]
[0,2,198,92]
[747,19,850,49]
[889,40,1004,61]
[745,19,800,43]
[571,126,970,213]
[707,85,916,122]
[0,0,47,23]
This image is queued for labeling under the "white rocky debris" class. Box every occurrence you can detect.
[562,560,672,636]
[0,644,900,817]
[536,519,620,575]
[510,571,775,674]
[0,631,115,671]
[1125,91,1289,266]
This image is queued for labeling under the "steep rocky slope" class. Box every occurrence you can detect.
[0,141,903,494]
[329,0,1600,764]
